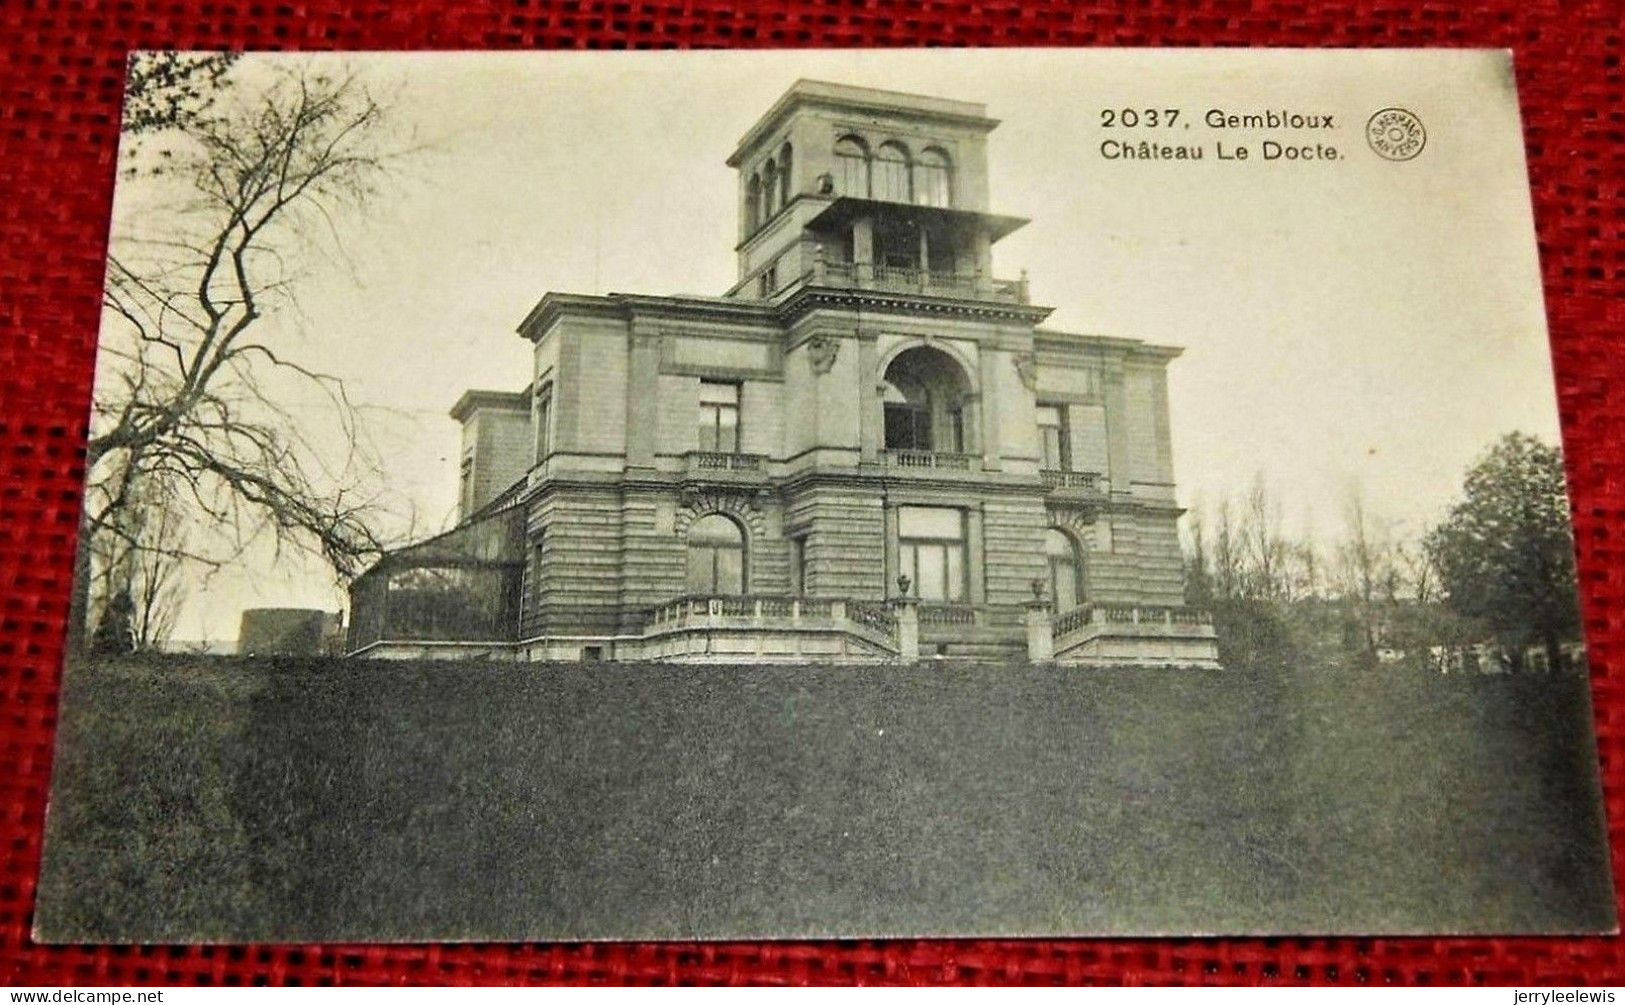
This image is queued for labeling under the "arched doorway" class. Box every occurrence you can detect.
[881,346,974,453]
[1045,528,1086,611]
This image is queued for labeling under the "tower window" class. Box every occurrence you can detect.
[834,135,870,198]
[874,141,911,203]
[761,158,778,226]
[745,172,761,233]
[778,142,793,210]
[698,380,741,453]
[915,147,952,207]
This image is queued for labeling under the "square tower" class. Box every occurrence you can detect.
[725,80,1024,302]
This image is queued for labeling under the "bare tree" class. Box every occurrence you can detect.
[1243,475,1291,601]
[1397,540,1436,605]
[1288,538,1322,603]
[1334,487,1397,659]
[1210,498,1243,602]
[88,462,187,650]
[76,58,408,645]
[1182,503,1213,606]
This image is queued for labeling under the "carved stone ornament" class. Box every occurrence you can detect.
[807,335,840,375]
[1013,352,1038,391]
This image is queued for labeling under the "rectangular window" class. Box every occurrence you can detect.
[884,402,930,451]
[534,388,553,462]
[790,535,808,596]
[698,380,741,453]
[897,505,967,603]
[458,454,474,514]
[523,538,545,634]
[1037,403,1069,470]
[758,264,777,297]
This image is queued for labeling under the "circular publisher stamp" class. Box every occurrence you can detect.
[1366,108,1427,161]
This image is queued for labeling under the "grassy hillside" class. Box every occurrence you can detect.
[34,656,1615,941]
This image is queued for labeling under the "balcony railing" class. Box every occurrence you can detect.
[846,601,899,637]
[1054,603,1214,638]
[682,451,769,486]
[813,260,1029,304]
[918,603,978,627]
[643,594,899,649]
[689,451,763,472]
[1041,469,1107,496]
[882,449,978,472]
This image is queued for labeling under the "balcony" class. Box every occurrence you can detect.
[640,595,900,662]
[812,260,1028,304]
[1054,603,1213,637]
[881,449,980,473]
[1041,468,1107,502]
[681,451,769,489]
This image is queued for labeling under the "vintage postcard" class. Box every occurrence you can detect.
[36,48,1613,941]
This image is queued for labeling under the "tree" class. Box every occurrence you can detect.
[120,52,237,137]
[1333,487,1398,661]
[77,57,405,646]
[1243,476,1290,601]
[87,460,188,651]
[1425,433,1581,669]
[1183,503,1213,606]
[90,590,136,656]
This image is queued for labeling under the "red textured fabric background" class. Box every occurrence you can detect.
[1,0,1621,987]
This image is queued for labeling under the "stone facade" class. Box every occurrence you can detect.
[348,81,1218,666]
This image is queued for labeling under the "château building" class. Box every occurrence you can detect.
[347,80,1218,665]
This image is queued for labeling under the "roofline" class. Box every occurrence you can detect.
[518,290,780,342]
[805,196,1030,243]
[449,388,531,422]
[1036,328,1186,361]
[728,79,999,167]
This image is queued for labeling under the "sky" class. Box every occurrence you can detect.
[102,49,1561,643]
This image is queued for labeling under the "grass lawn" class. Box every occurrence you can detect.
[34,655,1615,941]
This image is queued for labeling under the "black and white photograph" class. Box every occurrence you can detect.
[35,48,1614,942]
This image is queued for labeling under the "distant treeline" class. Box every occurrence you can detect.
[1183,433,1583,673]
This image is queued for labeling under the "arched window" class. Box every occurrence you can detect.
[1045,529,1085,611]
[687,514,746,595]
[882,346,972,453]
[915,147,952,207]
[778,142,793,210]
[745,173,761,233]
[761,159,778,226]
[834,135,870,198]
[874,141,911,203]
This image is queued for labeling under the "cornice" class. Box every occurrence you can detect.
[519,291,782,342]
[775,286,1054,326]
[1035,327,1186,361]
